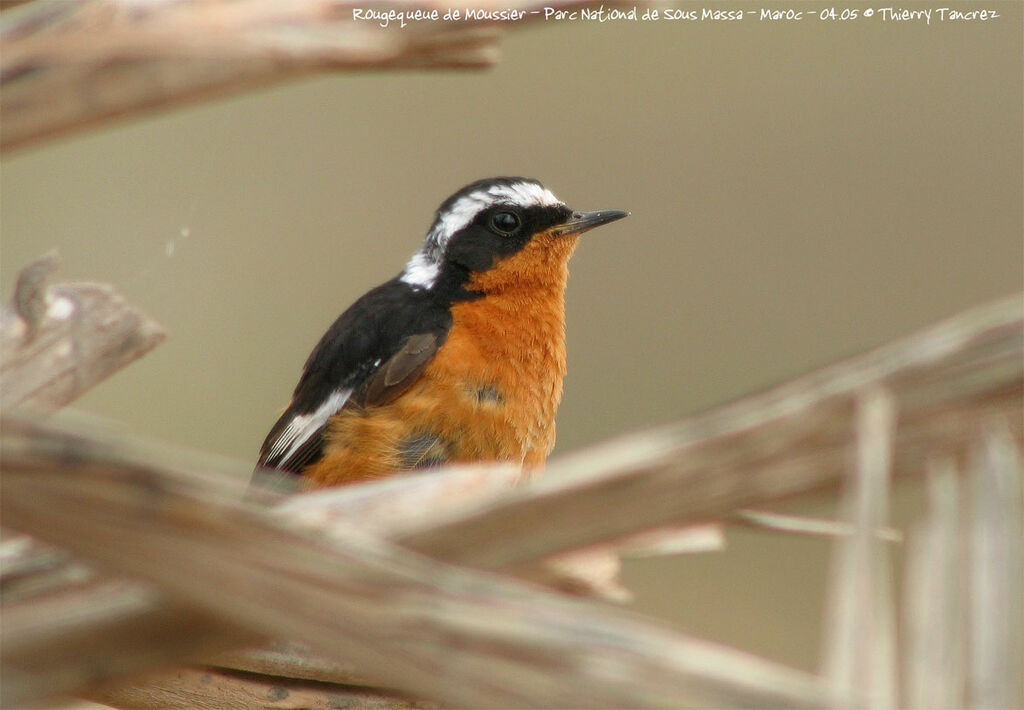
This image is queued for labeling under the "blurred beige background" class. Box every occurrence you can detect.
[2,1,1021,675]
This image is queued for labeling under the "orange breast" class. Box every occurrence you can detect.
[302,233,578,488]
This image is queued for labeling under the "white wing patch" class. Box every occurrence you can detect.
[267,388,351,465]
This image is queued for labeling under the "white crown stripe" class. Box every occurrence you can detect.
[400,180,563,290]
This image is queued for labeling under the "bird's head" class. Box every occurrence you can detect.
[400,177,627,296]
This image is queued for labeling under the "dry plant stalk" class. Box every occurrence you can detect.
[821,389,898,709]
[1,417,828,710]
[0,252,165,412]
[386,293,1022,570]
[902,458,965,708]
[1,294,1020,708]
[899,428,1023,710]
[1,460,717,705]
[88,665,424,710]
[965,429,1023,709]
[0,254,712,706]
[733,508,902,542]
[1,0,615,152]
[2,577,261,708]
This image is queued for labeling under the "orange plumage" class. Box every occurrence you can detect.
[255,177,626,490]
[302,232,578,487]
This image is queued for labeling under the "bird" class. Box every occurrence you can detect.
[256,177,627,488]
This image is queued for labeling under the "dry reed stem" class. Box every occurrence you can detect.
[0,532,92,601]
[1,0,615,152]
[0,444,714,703]
[388,294,1022,569]
[272,460,725,598]
[902,458,965,709]
[0,253,166,412]
[210,641,368,687]
[0,417,827,710]
[86,665,425,710]
[822,388,898,709]
[966,428,1023,709]
[1,294,1020,707]
[2,578,260,707]
[733,509,902,542]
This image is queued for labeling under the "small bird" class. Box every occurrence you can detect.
[256,177,627,488]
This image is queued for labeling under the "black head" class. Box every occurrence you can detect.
[400,177,627,293]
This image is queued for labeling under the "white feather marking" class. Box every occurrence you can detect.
[486,182,561,209]
[399,251,441,289]
[430,183,561,246]
[400,180,564,290]
[269,388,351,464]
[436,192,490,241]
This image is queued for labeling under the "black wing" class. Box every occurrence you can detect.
[256,278,451,474]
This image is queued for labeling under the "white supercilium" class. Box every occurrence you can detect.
[400,180,563,290]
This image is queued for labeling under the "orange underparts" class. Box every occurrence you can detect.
[301,232,578,488]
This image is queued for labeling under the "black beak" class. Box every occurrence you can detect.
[550,209,629,237]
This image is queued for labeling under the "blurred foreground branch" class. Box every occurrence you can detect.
[0,251,165,412]
[1,0,609,151]
[389,293,1022,569]
[1,416,827,710]
[1,293,1020,708]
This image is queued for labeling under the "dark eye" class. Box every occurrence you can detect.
[490,211,521,235]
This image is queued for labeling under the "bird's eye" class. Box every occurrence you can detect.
[490,211,521,235]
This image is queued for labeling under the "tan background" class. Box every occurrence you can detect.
[2,1,1021,675]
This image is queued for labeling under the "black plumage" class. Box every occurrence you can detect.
[255,177,624,479]
[257,279,453,472]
